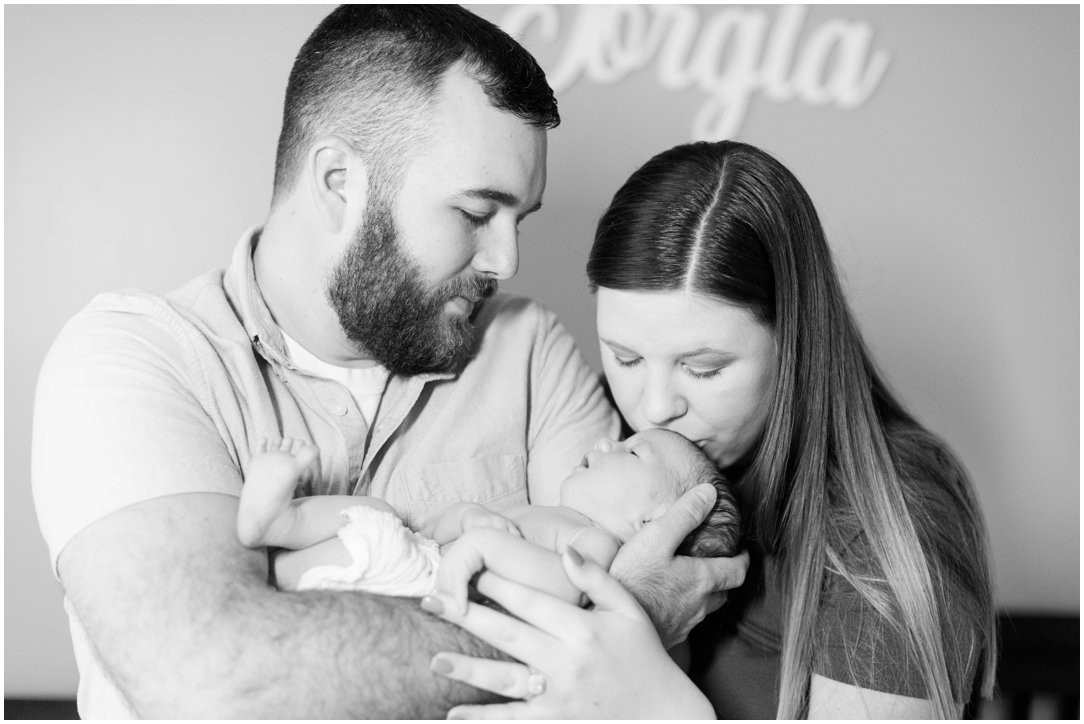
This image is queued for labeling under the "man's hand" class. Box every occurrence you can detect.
[609,483,749,648]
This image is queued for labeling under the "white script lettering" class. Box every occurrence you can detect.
[500,4,891,140]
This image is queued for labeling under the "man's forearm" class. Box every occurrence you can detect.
[172,587,508,718]
[60,493,507,719]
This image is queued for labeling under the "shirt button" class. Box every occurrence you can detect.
[332,404,348,416]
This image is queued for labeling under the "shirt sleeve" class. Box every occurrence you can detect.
[32,293,245,575]
[813,538,979,701]
[524,302,621,506]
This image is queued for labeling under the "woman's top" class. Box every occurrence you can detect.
[690,538,978,719]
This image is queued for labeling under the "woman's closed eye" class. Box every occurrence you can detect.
[612,354,642,368]
[682,363,725,380]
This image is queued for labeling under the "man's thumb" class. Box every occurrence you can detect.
[648,483,717,550]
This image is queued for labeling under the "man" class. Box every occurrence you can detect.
[32,5,744,718]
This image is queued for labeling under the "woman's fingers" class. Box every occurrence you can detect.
[446,702,534,719]
[560,548,651,620]
[469,568,591,636]
[430,653,535,700]
[422,589,560,665]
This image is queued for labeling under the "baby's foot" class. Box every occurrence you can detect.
[237,437,320,547]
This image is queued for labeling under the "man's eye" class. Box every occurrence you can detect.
[459,209,489,227]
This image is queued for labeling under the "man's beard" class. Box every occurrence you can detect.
[326,201,497,376]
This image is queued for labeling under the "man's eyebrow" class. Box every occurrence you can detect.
[459,188,543,216]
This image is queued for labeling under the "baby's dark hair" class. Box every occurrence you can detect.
[676,452,743,558]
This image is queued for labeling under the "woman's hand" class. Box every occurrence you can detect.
[423,548,716,720]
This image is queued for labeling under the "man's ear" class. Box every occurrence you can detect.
[309,136,368,233]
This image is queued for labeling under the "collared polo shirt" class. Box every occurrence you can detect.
[32,228,620,718]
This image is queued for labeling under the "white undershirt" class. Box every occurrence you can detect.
[280,330,389,426]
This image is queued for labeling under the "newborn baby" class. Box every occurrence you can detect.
[237,429,741,607]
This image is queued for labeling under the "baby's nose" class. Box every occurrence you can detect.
[594,438,617,453]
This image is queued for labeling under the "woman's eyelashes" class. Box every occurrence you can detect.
[683,363,725,380]
[609,351,725,380]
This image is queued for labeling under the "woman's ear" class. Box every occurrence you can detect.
[309,136,368,234]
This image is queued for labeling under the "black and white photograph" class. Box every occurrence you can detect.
[5,4,1079,719]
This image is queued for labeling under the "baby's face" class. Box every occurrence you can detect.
[559,428,695,542]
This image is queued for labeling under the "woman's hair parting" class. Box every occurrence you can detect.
[588,140,996,718]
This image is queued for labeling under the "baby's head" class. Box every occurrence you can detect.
[559,428,742,557]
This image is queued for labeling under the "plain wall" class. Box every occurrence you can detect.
[5,4,1078,697]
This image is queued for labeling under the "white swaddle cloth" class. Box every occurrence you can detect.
[295,505,441,596]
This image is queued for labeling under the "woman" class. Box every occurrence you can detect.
[422,141,997,718]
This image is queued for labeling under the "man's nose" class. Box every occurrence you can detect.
[472,223,519,281]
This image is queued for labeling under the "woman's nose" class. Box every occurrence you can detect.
[641,378,687,426]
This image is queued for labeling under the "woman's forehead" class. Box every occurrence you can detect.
[596,287,765,350]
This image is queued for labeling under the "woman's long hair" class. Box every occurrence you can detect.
[587,141,996,718]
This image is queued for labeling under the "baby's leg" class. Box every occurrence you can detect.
[434,528,583,616]
[237,437,320,548]
[238,437,399,553]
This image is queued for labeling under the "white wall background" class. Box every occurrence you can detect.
[5,4,1078,697]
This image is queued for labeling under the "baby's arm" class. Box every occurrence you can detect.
[435,528,586,615]
[563,525,620,571]
[237,437,395,550]
[426,502,521,545]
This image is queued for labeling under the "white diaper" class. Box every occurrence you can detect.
[295,505,441,597]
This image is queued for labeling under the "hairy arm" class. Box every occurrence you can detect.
[35,304,505,718]
[59,491,508,718]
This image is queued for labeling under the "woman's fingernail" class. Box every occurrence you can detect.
[566,547,584,567]
[431,656,453,675]
[447,710,465,720]
[420,595,444,615]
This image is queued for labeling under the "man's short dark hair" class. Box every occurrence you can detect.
[272,4,559,205]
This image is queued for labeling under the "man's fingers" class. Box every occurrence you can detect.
[561,549,650,621]
[700,550,750,592]
[705,591,726,616]
[640,483,717,551]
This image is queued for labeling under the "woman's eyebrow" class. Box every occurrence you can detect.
[681,347,735,361]
[602,338,733,360]
[600,337,637,355]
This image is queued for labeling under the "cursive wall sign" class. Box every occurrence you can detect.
[499,4,892,140]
